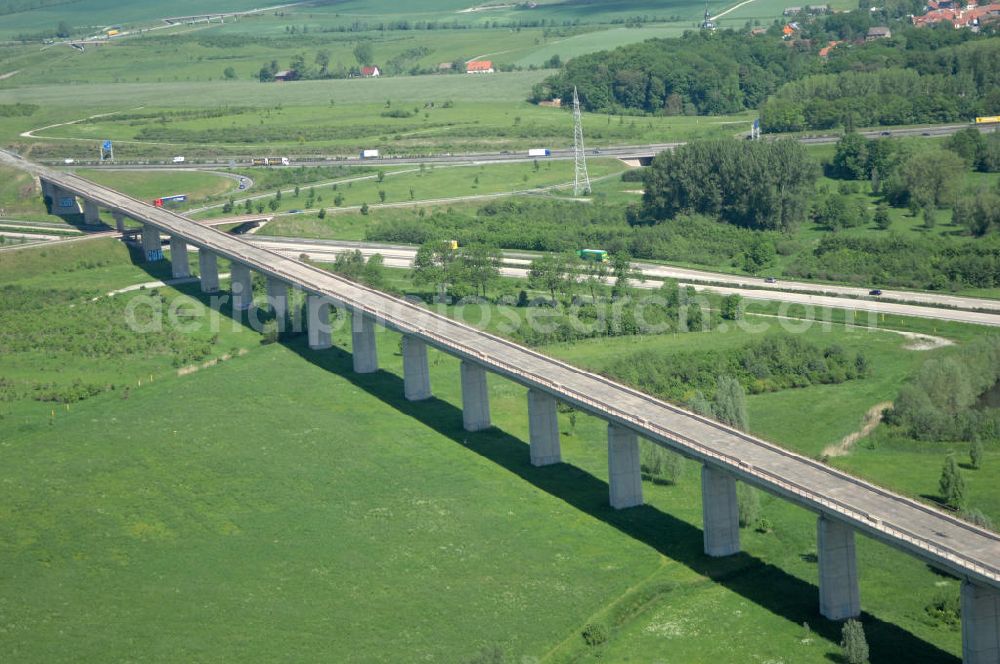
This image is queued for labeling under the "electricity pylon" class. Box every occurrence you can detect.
[572,87,591,197]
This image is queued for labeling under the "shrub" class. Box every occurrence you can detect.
[841,619,870,664]
[581,622,609,647]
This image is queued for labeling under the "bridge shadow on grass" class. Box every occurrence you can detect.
[285,339,958,664]
[138,269,957,663]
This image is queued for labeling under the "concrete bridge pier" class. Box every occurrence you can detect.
[169,237,190,278]
[701,465,740,557]
[817,515,861,620]
[83,199,101,225]
[230,263,253,311]
[112,211,127,233]
[198,249,219,293]
[962,581,1000,664]
[140,224,161,261]
[351,312,378,374]
[608,424,642,509]
[402,336,432,401]
[307,295,332,350]
[266,277,288,325]
[48,184,82,215]
[528,389,561,466]
[460,361,491,431]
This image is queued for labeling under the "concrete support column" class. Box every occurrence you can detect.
[701,465,740,557]
[460,360,491,432]
[113,211,126,233]
[402,336,432,401]
[83,199,100,225]
[39,178,53,199]
[528,389,561,466]
[608,424,642,509]
[817,515,861,620]
[351,312,378,374]
[230,263,253,311]
[307,295,332,350]
[266,277,288,324]
[198,249,219,293]
[962,581,1000,664]
[50,186,82,214]
[169,237,190,278]
[140,224,162,261]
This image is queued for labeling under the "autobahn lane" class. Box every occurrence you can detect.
[7,150,1000,597]
[247,236,1000,325]
[41,122,993,171]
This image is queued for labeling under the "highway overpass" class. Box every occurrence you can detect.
[6,149,999,663]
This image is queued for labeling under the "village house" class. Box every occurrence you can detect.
[466,60,495,74]
[360,65,381,78]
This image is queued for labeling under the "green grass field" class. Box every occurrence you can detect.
[2,242,991,661]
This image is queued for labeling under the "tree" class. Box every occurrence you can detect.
[939,454,966,509]
[712,376,748,431]
[841,619,869,664]
[353,41,374,67]
[945,127,987,167]
[56,21,71,38]
[268,198,279,212]
[223,67,237,80]
[413,241,458,301]
[317,207,326,219]
[378,190,386,203]
[360,202,369,215]
[457,244,502,298]
[737,483,761,528]
[582,258,609,301]
[528,254,571,302]
[720,294,743,320]
[362,253,386,289]
[970,438,984,470]
[315,49,331,75]
[610,253,642,298]
[896,150,966,209]
[874,203,891,230]
[832,132,870,180]
[742,235,775,274]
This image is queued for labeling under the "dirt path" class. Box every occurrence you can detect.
[822,401,893,458]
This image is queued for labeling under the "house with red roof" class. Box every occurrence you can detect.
[466,60,495,74]
[360,66,381,78]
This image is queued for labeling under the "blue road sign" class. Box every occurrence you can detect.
[102,140,112,150]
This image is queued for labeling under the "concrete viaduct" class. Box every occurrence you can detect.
[6,149,999,663]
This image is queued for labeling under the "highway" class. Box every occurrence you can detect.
[38,123,990,171]
[248,236,1000,326]
[7,149,1000,595]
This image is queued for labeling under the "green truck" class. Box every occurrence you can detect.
[577,249,609,263]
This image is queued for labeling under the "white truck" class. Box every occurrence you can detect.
[360,149,380,159]
[172,156,185,163]
[528,148,551,157]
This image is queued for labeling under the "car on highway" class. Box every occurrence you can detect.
[921,131,932,136]
[880,131,891,137]
[63,158,74,164]
[764,277,777,284]
[869,289,883,296]
[172,156,185,163]
[288,209,304,214]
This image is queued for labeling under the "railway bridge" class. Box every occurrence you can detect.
[6,150,999,663]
